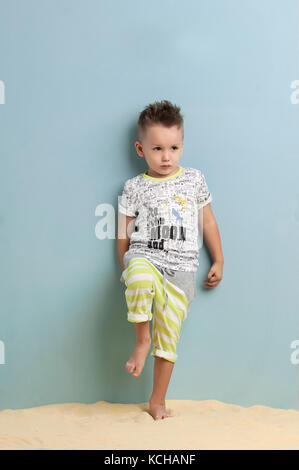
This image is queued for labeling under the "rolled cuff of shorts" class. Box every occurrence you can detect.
[127,312,153,322]
[151,349,177,363]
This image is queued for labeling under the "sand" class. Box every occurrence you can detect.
[0,399,299,450]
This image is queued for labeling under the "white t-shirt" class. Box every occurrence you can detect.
[118,166,212,272]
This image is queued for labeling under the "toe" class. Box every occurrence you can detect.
[126,362,134,373]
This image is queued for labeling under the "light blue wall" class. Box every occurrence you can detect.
[0,0,299,411]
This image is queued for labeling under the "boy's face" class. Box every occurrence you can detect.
[135,124,184,178]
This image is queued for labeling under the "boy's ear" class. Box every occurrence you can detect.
[135,141,145,157]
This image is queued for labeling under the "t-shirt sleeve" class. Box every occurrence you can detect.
[118,180,137,217]
[197,171,212,208]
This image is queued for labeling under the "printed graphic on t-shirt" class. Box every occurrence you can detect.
[146,198,187,253]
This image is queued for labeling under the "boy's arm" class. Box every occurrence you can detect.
[117,213,136,271]
[201,204,224,264]
[199,203,224,288]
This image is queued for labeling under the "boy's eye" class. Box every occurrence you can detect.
[153,146,178,150]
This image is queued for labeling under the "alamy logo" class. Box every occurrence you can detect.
[290,80,299,104]
[290,339,299,365]
[0,340,5,364]
[0,80,5,104]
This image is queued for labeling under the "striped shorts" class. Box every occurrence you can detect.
[120,255,196,363]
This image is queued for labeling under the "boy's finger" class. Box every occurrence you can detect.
[206,275,216,281]
[204,283,216,288]
[204,281,219,288]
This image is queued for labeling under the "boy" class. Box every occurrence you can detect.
[117,100,224,420]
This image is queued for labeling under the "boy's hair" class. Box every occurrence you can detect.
[137,100,184,142]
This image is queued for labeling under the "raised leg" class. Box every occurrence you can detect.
[125,321,151,378]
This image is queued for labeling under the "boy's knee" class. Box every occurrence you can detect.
[150,348,177,363]
[128,311,153,322]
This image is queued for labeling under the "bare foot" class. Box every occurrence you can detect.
[125,339,151,378]
[148,399,172,420]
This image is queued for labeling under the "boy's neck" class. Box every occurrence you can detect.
[146,165,180,178]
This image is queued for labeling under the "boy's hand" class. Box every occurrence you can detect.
[203,261,223,288]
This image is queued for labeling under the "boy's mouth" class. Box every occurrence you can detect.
[161,165,171,168]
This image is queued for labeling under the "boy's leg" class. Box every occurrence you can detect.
[123,258,156,378]
[148,276,189,420]
[149,357,174,419]
[126,320,151,378]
